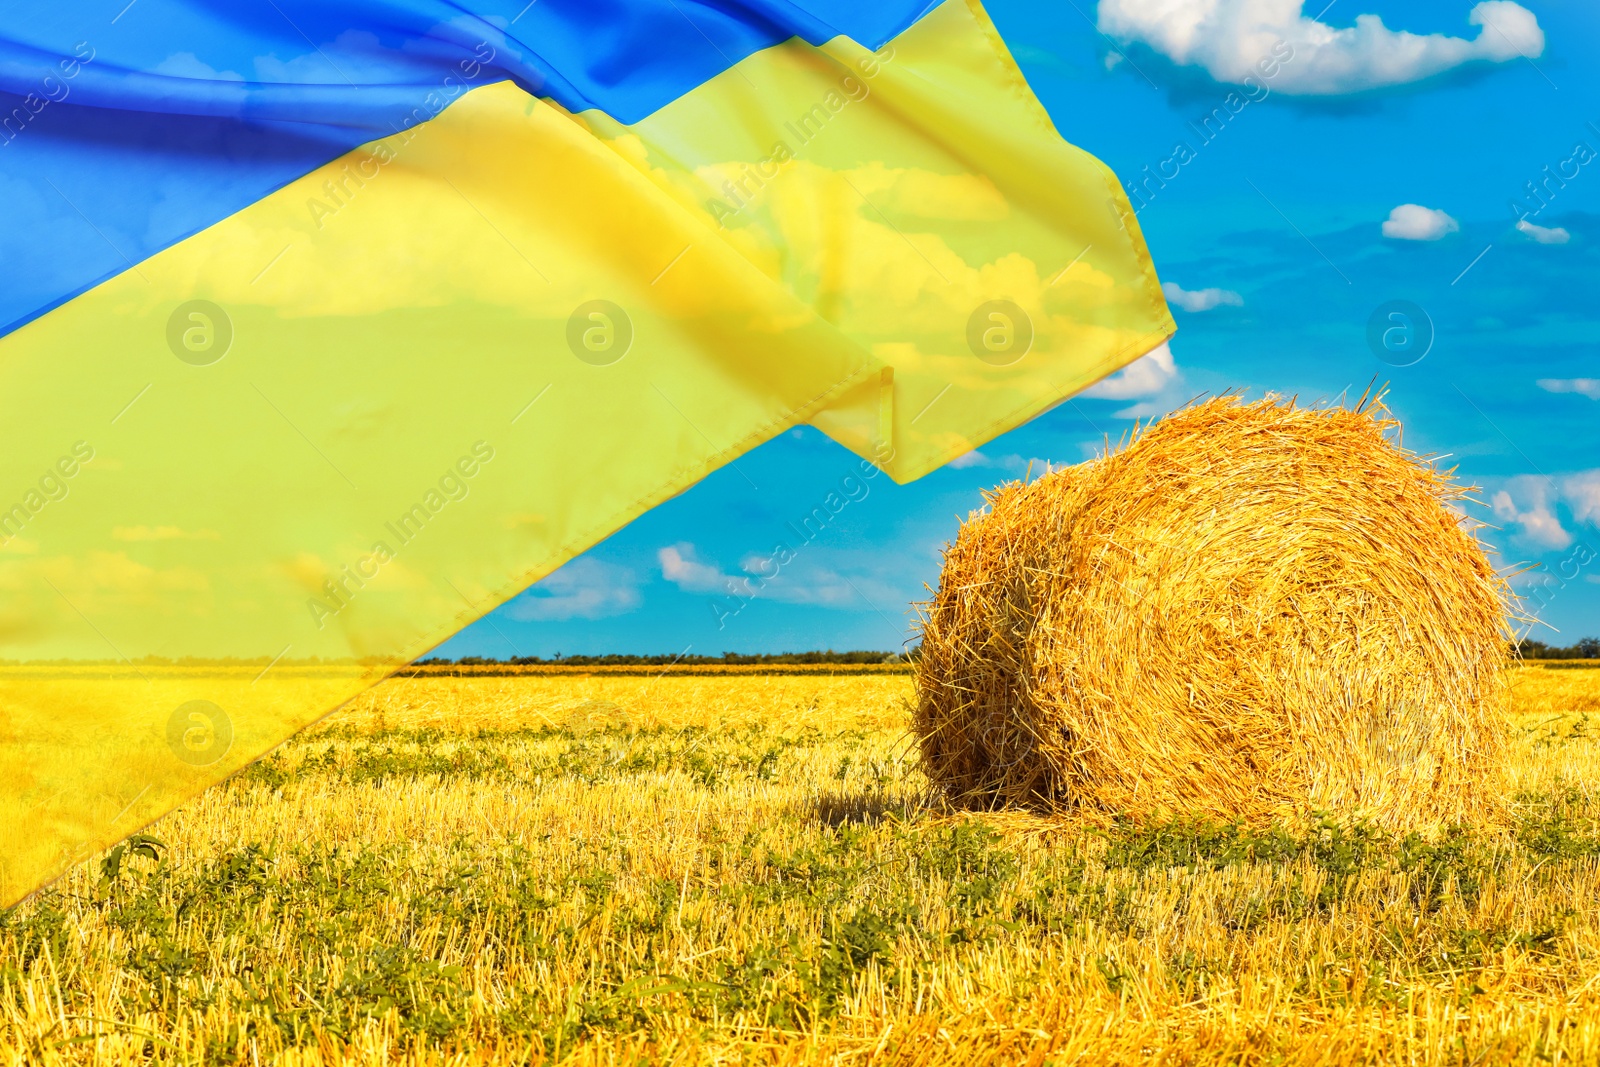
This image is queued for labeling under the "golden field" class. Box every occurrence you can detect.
[2,664,1599,1065]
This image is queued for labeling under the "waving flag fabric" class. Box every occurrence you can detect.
[0,0,1173,905]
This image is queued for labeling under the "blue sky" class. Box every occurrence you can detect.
[437,0,1600,658]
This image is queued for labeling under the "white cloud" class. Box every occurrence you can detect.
[503,557,642,621]
[253,30,392,83]
[1518,220,1571,245]
[658,543,737,595]
[1492,482,1572,552]
[948,450,993,469]
[1162,282,1243,312]
[1538,379,1600,400]
[734,555,864,607]
[1081,341,1180,403]
[1097,0,1544,95]
[1382,204,1460,241]
[660,542,906,614]
[1566,472,1600,527]
[1487,471,1600,559]
[947,451,1055,475]
[153,53,246,81]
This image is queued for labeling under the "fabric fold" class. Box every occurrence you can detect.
[0,0,1171,905]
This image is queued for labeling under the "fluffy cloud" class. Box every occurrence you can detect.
[504,557,642,621]
[1162,281,1243,312]
[661,542,899,610]
[947,451,992,469]
[734,555,872,607]
[3,551,211,621]
[658,543,736,595]
[1518,220,1572,245]
[1567,472,1600,527]
[153,53,246,82]
[947,451,1055,475]
[1485,472,1600,557]
[1538,379,1600,400]
[1382,204,1460,241]
[1097,0,1544,95]
[1492,482,1572,552]
[1081,341,1180,402]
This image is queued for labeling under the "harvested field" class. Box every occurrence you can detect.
[0,667,1598,1064]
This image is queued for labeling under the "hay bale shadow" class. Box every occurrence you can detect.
[805,789,926,827]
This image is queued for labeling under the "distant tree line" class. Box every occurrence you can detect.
[1514,637,1600,660]
[415,649,915,667]
[414,638,1600,667]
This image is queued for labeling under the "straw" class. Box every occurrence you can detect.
[914,394,1516,830]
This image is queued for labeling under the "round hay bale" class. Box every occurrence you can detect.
[913,395,1515,829]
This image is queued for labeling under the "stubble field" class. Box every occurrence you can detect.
[3,664,1600,1065]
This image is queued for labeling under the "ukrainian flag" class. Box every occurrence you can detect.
[0,0,1172,904]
